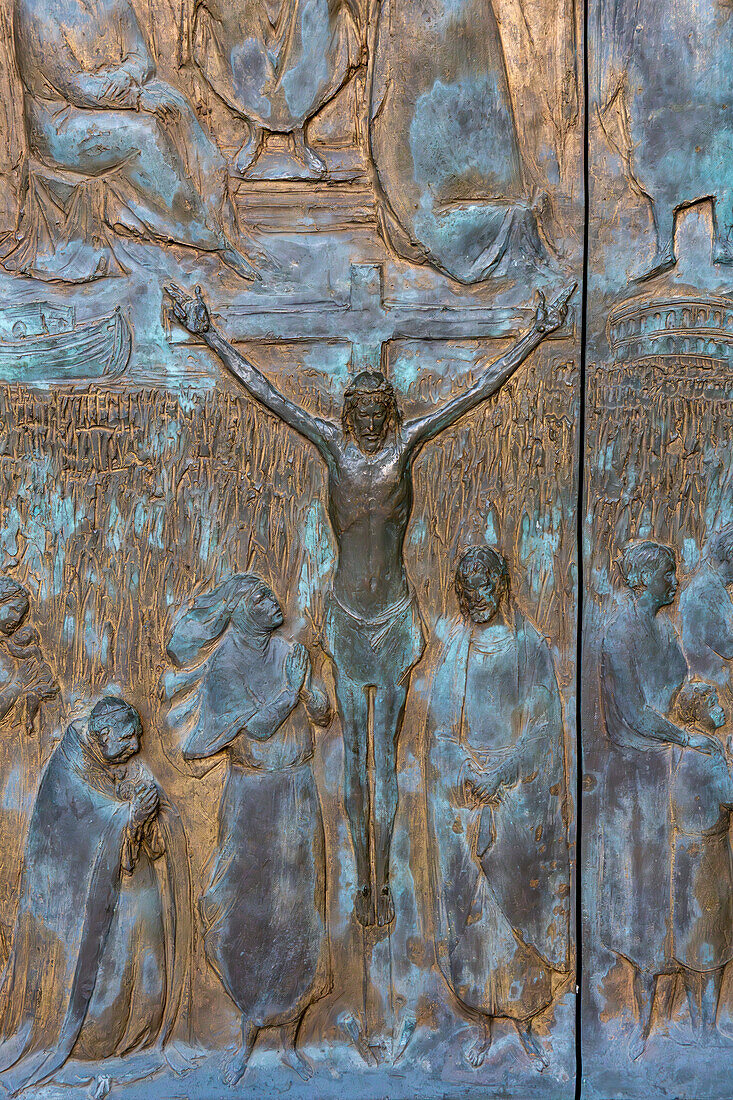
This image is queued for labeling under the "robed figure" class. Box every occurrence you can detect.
[599,542,720,1059]
[164,574,332,1086]
[598,0,733,278]
[680,526,733,707]
[5,0,257,281]
[0,577,59,956]
[369,0,553,283]
[670,681,733,1044]
[186,0,360,177]
[0,698,191,1096]
[423,548,570,1070]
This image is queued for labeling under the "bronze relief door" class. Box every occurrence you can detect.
[0,0,582,1095]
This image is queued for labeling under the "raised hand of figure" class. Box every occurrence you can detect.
[532,282,577,336]
[285,643,310,695]
[130,782,159,828]
[164,284,211,335]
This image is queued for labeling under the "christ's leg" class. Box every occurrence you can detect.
[682,968,703,1035]
[290,127,327,179]
[516,1017,549,1070]
[700,968,725,1040]
[335,674,372,924]
[372,679,409,926]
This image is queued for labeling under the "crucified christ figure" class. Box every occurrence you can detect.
[165,280,574,928]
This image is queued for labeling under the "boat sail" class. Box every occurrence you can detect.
[0,304,132,382]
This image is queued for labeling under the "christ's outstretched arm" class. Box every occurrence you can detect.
[403,284,576,454]
[164,284,339,459]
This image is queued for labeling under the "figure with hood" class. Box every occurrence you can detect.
[0,697,191,1097]
[163,573,332,1086]
[423,547,571,1071]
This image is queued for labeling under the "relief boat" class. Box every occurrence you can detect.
[0,303,131,382]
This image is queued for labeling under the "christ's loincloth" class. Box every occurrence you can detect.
[321,589,425,688]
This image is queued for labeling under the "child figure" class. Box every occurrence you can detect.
[671,681,733,1044]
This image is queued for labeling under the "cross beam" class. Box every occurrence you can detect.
[164,263,575,363]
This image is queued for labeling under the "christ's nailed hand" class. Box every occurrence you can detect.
[164,283,211,335]
[532,282,577,336]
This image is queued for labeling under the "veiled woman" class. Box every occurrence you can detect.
[163,574,332,1085]
[423,547,571,1070]
[599,541,718,1059]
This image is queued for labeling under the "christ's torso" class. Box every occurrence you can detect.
[326,437,413,617]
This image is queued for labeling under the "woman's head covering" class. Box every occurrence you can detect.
[166,574,263,668]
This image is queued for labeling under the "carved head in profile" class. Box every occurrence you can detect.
[0,578,30,638]
[675,680,726,733]
[89,697,143,764]
[706,524,733,586]
[619,540,677,608]
[342,371,401,454]
[167,573,284,668]
[455,546,510,624]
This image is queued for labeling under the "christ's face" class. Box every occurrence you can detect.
[96,716,141,763]
[351,396,390,454]
[0,595,29,636]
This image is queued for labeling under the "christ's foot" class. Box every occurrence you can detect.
[223,1023,258,1088]
[516,1021,549,1071]
[354,884,373,926]
[282,1046,314,1081]
[376,884,395,926]
[464,1025,491,1068]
